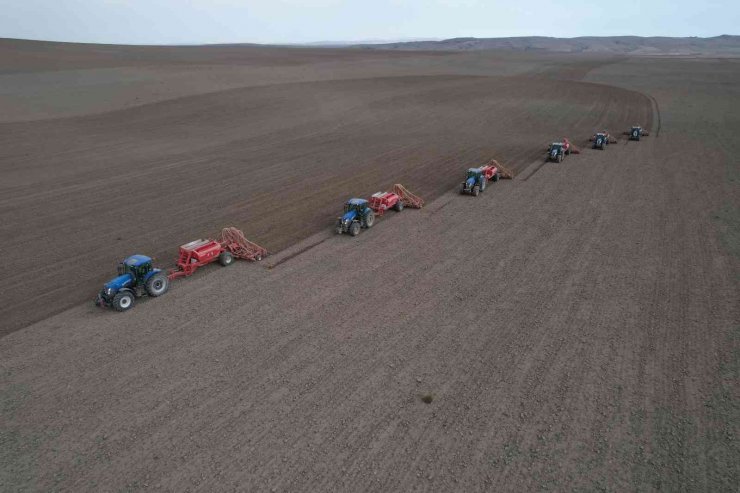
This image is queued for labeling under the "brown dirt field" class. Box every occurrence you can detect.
[1,43,738,491]
[0,47,652,335]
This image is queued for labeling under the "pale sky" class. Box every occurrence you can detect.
[1,0,737,45]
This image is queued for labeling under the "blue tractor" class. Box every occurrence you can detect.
[460,168,488,196]
[593,132,608,150]
[95,254,170,311]
[335,198,375,236]
[548,142,566,163]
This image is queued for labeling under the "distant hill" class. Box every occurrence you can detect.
[358,35,740,56]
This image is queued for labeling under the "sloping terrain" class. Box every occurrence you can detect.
[0,44,738,491]
[0,47,651,335]
[367,35,740,56]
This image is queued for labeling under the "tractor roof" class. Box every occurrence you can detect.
[552,142,564,146]
[347,198,368,206]
[124,254,152,267]
[467,167,482,173]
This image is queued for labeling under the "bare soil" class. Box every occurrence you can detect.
[0,42,738,492]
[0,43,652,335]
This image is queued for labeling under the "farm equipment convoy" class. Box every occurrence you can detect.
[547,138,580,163]
[590,130,618,150]
[95,227,266,311]
[461,163,500,196]
[625,126,650,141]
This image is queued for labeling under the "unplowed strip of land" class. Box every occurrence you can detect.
[0,72,651,334]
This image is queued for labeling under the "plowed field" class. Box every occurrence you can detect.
[1,42,737,492]
[0,48,651,334]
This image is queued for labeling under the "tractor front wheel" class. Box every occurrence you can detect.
[145,273,169,297]
[112,291,135,312]
[472,185,480,197]
[219,251,234,266]
[349,222,361,236]
[557,154,563,163]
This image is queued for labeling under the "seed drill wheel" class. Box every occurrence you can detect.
[219,251,234,266]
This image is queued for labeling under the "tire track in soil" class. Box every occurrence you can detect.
[649,94,662,137]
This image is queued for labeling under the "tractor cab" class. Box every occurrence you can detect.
[466,168,483,179]
[344,198,369,214]
[116,255,153,283]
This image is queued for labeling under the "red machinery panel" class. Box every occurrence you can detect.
[369,192,400,215]
[180,239,222,263]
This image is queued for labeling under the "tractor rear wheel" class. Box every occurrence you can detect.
[364,211,375,228]
[350,222,361,236]
[219,251,234,266]
[472,185,480,197]
[480,179,486,192]
[145,273,169,297]
[112,291,135,312]
[394,200,404,212]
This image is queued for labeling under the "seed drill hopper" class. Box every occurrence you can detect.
[168,227,267,280]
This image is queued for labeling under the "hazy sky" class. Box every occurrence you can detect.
[2,0,737,45]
